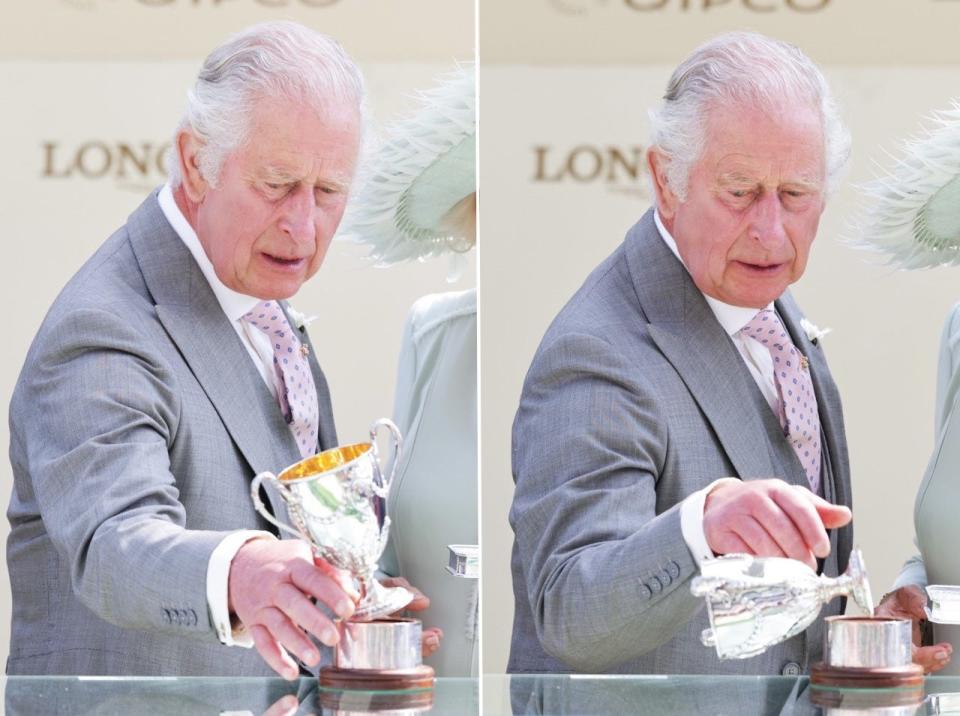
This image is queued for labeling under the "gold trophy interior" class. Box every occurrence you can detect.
[250,419,434,690]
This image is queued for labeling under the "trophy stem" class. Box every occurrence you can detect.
[353,573,415,621]
[819,574,855,605]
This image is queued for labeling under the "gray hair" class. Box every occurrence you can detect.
[648,31,850,201]
[168,21,365,188]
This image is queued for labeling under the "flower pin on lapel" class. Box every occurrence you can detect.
[800,317,831,346]
[286,305,318,333]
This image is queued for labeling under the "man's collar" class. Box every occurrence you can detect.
[157,183,259,322]
[652,208,773,336]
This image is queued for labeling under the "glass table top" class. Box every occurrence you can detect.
[485,675,960,715]
[12,674,960,714]
[3,675,478,715]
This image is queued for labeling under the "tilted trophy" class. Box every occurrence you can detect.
[692,548,927,693]
[690,548,875,660]
[250,418,434,690]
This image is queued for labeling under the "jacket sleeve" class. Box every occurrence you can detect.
[510,330,702,672]
[12,306,233,642]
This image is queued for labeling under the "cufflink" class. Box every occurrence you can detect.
[299,344,310,358]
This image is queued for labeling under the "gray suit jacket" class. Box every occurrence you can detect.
[6,191,338,675]
[508,210,853,674]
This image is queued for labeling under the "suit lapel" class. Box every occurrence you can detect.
[126,192,301,477]
[625,211,791,482]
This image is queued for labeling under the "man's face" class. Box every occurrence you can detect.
[656,101,826,309]
[191,95,361,300]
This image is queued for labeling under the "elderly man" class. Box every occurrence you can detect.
[509,32,854,675]
[7,22,436,678]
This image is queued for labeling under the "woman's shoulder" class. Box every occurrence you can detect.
[406,288,476,341]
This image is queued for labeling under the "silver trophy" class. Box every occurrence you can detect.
[250,418,412,620]
[691,548,874,660]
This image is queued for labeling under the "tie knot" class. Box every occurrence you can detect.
[242,300,302,356]
[243,300,281,330]
[740,309,790,348]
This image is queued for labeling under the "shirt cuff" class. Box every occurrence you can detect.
[680,478,740,568]
[207,530,275,647]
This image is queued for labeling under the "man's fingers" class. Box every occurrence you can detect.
[914,643,952,673]
[272,582,339,648]
[733,515,789,560]
[250,624,300,681]
[314,556,361,602]
[290,561,355,620]
[738,514,818,570]
[259,605,326,665]
[751,493,820,564]
[802,490,852,529]
[771,487,831,558]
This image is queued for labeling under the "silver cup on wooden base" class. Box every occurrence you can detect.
[250,419,434,690]
[810,616,923,712]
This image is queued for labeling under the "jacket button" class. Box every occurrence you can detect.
[781,662,802,676]
[639,584,652,599]
[162,609,172,624]
[659,569,672,585]
[667,561,681,579]
[649,576,663,593]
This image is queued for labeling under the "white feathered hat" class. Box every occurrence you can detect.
[339,65,476,266]
[859,102,960,269]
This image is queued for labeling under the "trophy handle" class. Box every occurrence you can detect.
[250,471,305,541]
[368,418,403,494]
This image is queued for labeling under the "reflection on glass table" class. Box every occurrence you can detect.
[4,676,478,715]
[486,675,960,715]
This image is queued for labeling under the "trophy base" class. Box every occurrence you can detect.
[810,663,924,710]
[319,664,436,692]
[810,662,924,690]
[811,616,923,706]
[324,617,434,691]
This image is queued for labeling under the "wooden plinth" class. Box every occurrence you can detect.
[319,663,435,691]
[810,662,924,690]
[317,684,435,712]
[810,662,924,709]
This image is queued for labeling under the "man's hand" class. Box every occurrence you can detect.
[381,575,444,658]
[229,537,357,680]
[703,479,852,570]
[876,585,953,673]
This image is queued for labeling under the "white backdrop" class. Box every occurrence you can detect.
[0,0,474,675]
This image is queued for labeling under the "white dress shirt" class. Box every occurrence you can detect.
[652,211,782,566]
[157,184,279,647]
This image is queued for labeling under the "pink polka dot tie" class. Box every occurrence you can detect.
[243,300,319,459]
[741,309,821,494]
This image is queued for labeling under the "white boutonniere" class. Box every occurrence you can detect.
[800,317,831,345]
[286,305,318,332]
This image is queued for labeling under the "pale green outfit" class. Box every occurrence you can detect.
[896,303,960,674]
[380,288,478,677]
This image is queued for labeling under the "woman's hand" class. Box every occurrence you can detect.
[876,585,953,673]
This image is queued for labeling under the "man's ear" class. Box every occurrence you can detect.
[647,147,681,222]
[177,129,209,204]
